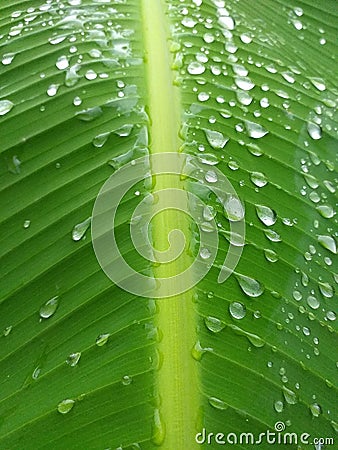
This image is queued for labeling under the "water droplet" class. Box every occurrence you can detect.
[235,274,264,297]
[57,399,75,414]
[23,219,31,229]
[264,249,278,263]
[203,205,216,221]
[56,55,69,70]
[114,124,134,137]
[204,129,229,149]
[317,235,337,254]
[187,61,205,75]
[309,77,326,92]
[72,217,91,241]
[245,121,268,139]
[250,171,268,187]
[198,92,210,102]
[228,160,239,170]
[307,295,320,310]
[260,97,270,108]
[191,340,212,361]
[282,72,295,84]
[205,170,218,183]
[200,247,211,260]
[199,153,219,166]
[32,367,41,380]
[282,386,297,404]
[233,64,248,77]
[152,409,165,446]
[65,65,80,87]
[318,281,334,298]
[66,352,81,367]
[264,229,282,242]
[309,403,321,418]
[256,205,277,226]
[316,205,335,219]
[92,132,110,148]
[224,196,244,221]
[307,122,322,140]
[121,375,132,386]
[0,100,14,116]
[47,84,59,97]
[274,400,284,413]
[235,76,255,91]
[96,333,110,346]
[240,33,252,44]
[3,326,12,337]
[2,53,15,65]
[326,311,336,321]
[209,397,228,410]
[204,316,225,333]
[76,106,103,121]
[229,324,265,347]
[229,301,246,319]
[236,90,253,106]
[85,69,97,81]
[39,296,59,319]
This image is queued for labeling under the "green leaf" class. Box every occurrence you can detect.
[0,0,337,449]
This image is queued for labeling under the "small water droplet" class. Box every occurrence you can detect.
[121,375,133,386]
[250,171,268,187]
[229,301,246,319]
[0,100,14,116]
[204,316,225,333]
[152,409,165,446]
[92,132,110,148]
[57,399,75,414]
[209,396,228,410]
[256,205,277,226]
[96,333,110,346]
[229,324,265,347]
[200,247,211,259]
[191,340,212,361]
[274,400,284,413]
[66,352,81,367]
[309,403,321,417]
[39,296,59,319]
[1,53,15,65]
[3,326,12,337]
[72,217,91,241]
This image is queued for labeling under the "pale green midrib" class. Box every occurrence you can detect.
[140,1,199,449]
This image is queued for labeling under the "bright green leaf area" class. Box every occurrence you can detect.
[0,0,337,449]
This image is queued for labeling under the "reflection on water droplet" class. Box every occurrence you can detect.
[229,301,246,319]
[0,99,14,116]
[66,352,81,367]
[204,316,225,333]
[236,274,264,297]
[209,396,228,410]
[256,205,277,226]
[39,296,59,319]
[57,399,75,414]
[72,217,91,241]
[96,333,110,346]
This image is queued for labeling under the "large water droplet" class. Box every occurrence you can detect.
[307,295,320,310]
[236,274,264,297]
[204,316,225,333]
[317,235,337,254]
[224,196,244,222]
[245,121,268,139]
[282,386,297,404]
[2,53,15,65]
[264,249,278,263]
[57,399,75,414]
[316,205,335,219]
[307,122,322,140]
[187,61,205,75]
[250,171,268,187]
[318,281,334,298]
[309,77,326,92]
[0,100,14,116]
[92,132,110,148]
[264,229,282,242]
[204,129,229,149]
[256,205,277,226]
[56,55,69,70]
[39,296,59,319]
[235,77,255,91]
[72,217,91,241]
[229,301,246,319]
